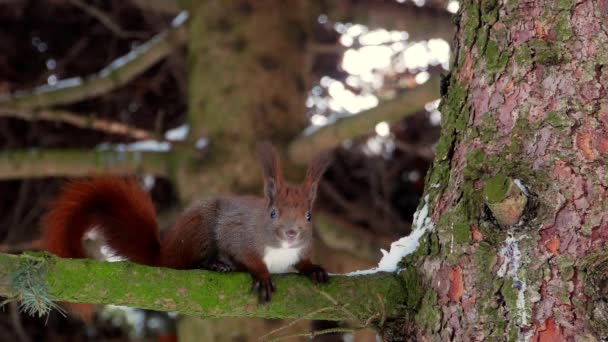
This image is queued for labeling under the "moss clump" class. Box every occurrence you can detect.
[463,2,480,48]
[485,40,510,79]
[554,12,572,41]
[414,291,441,333]
[399,266,424,310]
[483,174,510,204]
[530,39,566,65]
[545,111,573,128]
[556,0,575,10]
[464,149,486,179]
[514,43,532,68]
[481,0,499,25]
[453,223,471,244]
[558,255,575,281]
[474,242,499,291]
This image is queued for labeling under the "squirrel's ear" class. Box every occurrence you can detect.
[257,141,283,203]
[305,150,333,206]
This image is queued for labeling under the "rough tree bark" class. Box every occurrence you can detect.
[401,0,608,340]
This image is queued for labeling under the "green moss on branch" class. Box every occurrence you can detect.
[0,253,407,322]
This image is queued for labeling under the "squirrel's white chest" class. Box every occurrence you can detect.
[263,246,302,273]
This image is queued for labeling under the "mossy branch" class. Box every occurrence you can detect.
[288,78,440,165]
[0,13,187,110]
[0,149,170,179]
[0,253,406,322]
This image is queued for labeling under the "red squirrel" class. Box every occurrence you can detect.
[41,143,331,302]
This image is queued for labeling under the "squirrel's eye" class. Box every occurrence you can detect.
[305,211,311,222]
[270,208,277,219]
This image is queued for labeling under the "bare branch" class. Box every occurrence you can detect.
[288,78,440,165]
[0,13,188,110]
[130,0,181,14]
[0,107,155,140]
[69,0,148,39]
[0,149,170,180]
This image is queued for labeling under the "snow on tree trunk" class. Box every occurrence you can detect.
[406,0,608,340]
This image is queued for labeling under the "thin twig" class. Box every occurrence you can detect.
[266,327,364,342]
[69,0,148,39]
[0,107,156,140]
[258,307,333,341]
[315,289,357,321]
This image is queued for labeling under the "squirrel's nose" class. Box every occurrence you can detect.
[286,230,298,239]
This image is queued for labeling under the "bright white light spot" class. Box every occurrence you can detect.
[425,99,441,111]
[165,124,190,141]
[47,74,57,86]
[346,24,367,37]
[365,136,383,155]
[408,170,421,182]
[305,97,314,108]
[345,76,359,87]
[359,29,391,45]
[46,59,56,70]
[391,31,409,41]
[195,137,209,150]
[375,121,390,137]
[430,110,442,126]
[428,39,451,67]
[320,76,332,87]
[340,35,354,47]
[311,114,328,126]
[391,41,406,52]
[402,42,429,70]
[447,1,460,13]
[413,0,426,6]
[334,22,347,34]
[318,14,328,24]
[415,71,430,84]
[343,46,392,77]
[142,175,156,191]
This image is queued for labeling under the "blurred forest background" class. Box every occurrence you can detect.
[0,0,455,341]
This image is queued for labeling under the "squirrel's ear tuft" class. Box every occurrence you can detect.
[257,141,283,203]
[305,149,333,206]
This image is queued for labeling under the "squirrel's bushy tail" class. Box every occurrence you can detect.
[41,176,161,265]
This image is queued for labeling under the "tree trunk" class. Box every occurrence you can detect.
[406,0,608,340]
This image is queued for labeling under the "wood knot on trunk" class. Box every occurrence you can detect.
[483,175,529,227]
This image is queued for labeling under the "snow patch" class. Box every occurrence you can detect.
[171,11,189,27]
[164,124,189,141]
[513,178,530,196]
[347,195,434,276]
[97,140,171,152]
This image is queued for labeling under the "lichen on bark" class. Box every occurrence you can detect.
[394,0,608,340]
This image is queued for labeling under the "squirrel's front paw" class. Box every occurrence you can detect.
[302,265,329,284]
[251,276,276,303]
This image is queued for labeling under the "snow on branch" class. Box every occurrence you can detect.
[347,195,434,276]
[0,12,188,110]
